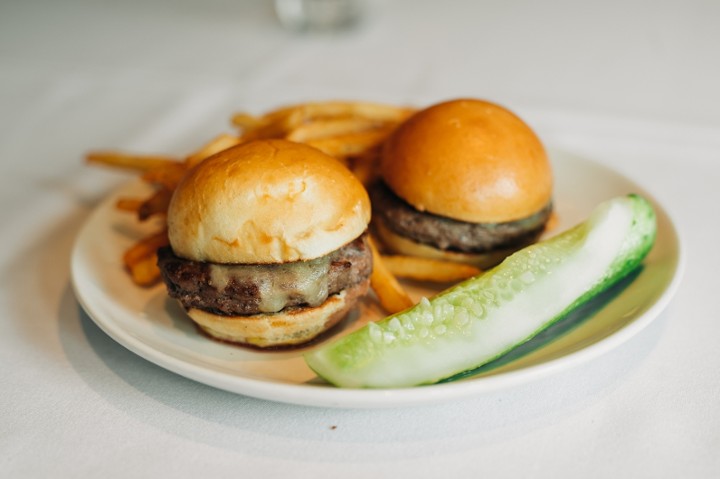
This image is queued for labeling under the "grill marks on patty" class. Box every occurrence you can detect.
[157,234,372,316]
[369,182,552,253]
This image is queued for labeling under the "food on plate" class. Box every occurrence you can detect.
[232,101,413,142]
[367,238,415,314]
[380,255,482,283]
[88,98,554,321]
[87,135,244,286]
[185,134,242,169]
[86,151,180,172]
[86,100,413,305]
[305,194,657,388]
[231,101,415,191]
[156,139,373,348]
[122,229,169,286]
[232,101,414,165]
[371,98,554,268]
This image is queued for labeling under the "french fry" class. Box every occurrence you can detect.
[185,133,242,168]
[381,255,482,283]
[544,211,559,233]
[348,152,381,186]
[306,128,391,159]
[141,162,188,189]
[122,229,169,268]
[231,106,294,131]
[86,151,180,172]
[368,238,414,314]
[285,117,387,142]
[230,112,265,130]
[127,253,162,287]
[137,188,172,221]
[234,109,301,141]
[277,101,414,123]
[115,197,143,213]
[233,101,414,143]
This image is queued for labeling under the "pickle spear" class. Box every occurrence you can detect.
[305,194,657,388]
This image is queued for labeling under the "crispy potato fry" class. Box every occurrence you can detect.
[350,161,378,187]
[231,108,293,132]
[368,239,414,314]
[276,101,414,123]
[233,109,299,141]
[141,162,188,189]
[348,153,381,186]
[115,197,143,213]
[544,211,559,233]
[306,128,391,159]
[233,101,414,143]
[123,230,167,286]
[286,117,387,142]
[86,151,180,172]
[230,112,265,130]
[381,255,482,283]
[122,229,169,268]
[137,188,172,221]
[185,134,242,168]
[127,253,162,287]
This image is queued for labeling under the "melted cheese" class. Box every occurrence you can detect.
[208,256,332,313]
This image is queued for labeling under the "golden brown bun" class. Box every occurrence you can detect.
[374,219,527,270]
[186,279,369,348]
[381,99,552,223]
[168,139,371,264]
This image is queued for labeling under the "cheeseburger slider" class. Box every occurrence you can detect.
[157,139,372,348]
[371,98,553,268]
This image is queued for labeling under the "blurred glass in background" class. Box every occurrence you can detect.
[274,0,363,31]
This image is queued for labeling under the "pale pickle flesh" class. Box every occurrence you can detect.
[305,195,657,388]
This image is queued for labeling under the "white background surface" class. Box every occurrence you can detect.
[1,0,718,477]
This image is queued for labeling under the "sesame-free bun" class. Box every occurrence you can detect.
[187,279,369,348]
[168,139,371,264]
[381,99,553,223]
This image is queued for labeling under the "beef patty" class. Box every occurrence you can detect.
[157,233,372,316]
[369,181,552,253]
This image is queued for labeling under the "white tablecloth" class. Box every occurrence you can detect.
[2,0,718,477]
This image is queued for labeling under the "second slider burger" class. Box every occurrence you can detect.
[157,139,372,348]
[371,98,553,268]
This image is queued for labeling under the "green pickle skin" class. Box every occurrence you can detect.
[304,194,657,388]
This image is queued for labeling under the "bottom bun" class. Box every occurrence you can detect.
[186,279,370,348]
[374,219,528,270]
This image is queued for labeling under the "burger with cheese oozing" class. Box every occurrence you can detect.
[157,139,372,348]
[370,98,554,268]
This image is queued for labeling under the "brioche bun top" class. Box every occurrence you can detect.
[381,98,552,223]
[168,139,371,264]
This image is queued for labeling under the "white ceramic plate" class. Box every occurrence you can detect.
[71,151,683,408]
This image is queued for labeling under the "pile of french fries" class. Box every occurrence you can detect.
[86,101,482,314]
